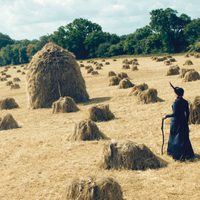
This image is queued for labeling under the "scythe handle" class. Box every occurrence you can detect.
[161,118,165,155]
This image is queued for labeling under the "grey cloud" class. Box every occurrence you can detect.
[0,0,199,40]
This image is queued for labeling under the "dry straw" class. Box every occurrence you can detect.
[52,96,79,113]
[69,119,109,141]
[0,98,19,110]
[89,104,115,122]
[189,96,200,124]
[100,140,164,170]
[26,42,89,109]
[66,177,123,200]
[0,114,19,131]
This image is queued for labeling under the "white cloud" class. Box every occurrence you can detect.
[0,0,199,40]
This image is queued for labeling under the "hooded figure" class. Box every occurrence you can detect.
[163,82,194,161]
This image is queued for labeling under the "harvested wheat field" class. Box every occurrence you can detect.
[0,54,200,200]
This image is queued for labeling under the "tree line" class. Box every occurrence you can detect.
[0,8,200,66]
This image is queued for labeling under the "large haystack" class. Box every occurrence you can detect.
[166,65,180,76]
[138,88,158,104]
[129,83,148,96]
[0,98,19,110]
[89,104,115,122]
[0,114,19,131]
[183,70,200,82]
[66,177,123,200]
[52,96,79,113]
[69,119,108,141]
[189,96,200,124]
[26,42,89,109]
[118,78,134,89]
[100,140,163,170]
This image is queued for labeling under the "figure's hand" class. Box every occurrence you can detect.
[162,115,167,120]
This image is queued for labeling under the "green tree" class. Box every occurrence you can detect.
[150,8,191,52]
[52,18,102,59]
[184,18,200,46]
[0,33,14,49]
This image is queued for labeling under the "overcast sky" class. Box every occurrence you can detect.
[0,0,199,40]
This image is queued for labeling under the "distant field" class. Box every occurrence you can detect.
[0,54,200,200]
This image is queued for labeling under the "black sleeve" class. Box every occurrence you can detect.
[166,102,179,118]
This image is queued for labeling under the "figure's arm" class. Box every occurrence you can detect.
[164,102,179,119]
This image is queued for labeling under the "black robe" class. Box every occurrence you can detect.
[166,97,194,161]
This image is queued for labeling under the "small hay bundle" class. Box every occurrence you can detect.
[167,65,180,76]
[118,78,134,89]
[129,83,148,96]
[66,177,123,200]
[185,54,190,58]
[132,65,138,71]
[85,65,92,70]
[183,70,200,82]
[6,81,13,86]
[0,98,19,110]
[26,42,89,109]
[152,56,157,60]
[21,72,26,75]
[5,74,11,78]
[79,64,84,67]
[11,84,20,89]
[113,59,117,61]
[100,140,162,170]
[0,114,19,131]
[95,66,102,70]
[109,76,121,86]
[91,71,99,75]
[69,119,108,141]
[105,62,110,65]
[17,70,21,73]
[13,77,21,82]
[189,96,200,124]
[138,88,158,104]
[164,60,171,66]
[52,96,79,113]
[194,53,200,58]
[0,77,7,81]
[132,61,139,65]
[117,72,128,79]
[122,58,128,64]
[89,104,115,122]
[122,64,130,69]
[179,68,193,78]
[1,72,6,76]
[183,60,193,66]
[96,63,103,67]
[156,57,166,62]
[108,71,116,77]
[169,58,176,62]
[87,67,94,74]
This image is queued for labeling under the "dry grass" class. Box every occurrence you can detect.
[0,55,200,199]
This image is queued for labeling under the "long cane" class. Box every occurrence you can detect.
[161,118,165,155]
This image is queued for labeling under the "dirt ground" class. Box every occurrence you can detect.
[0,55,200,200]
